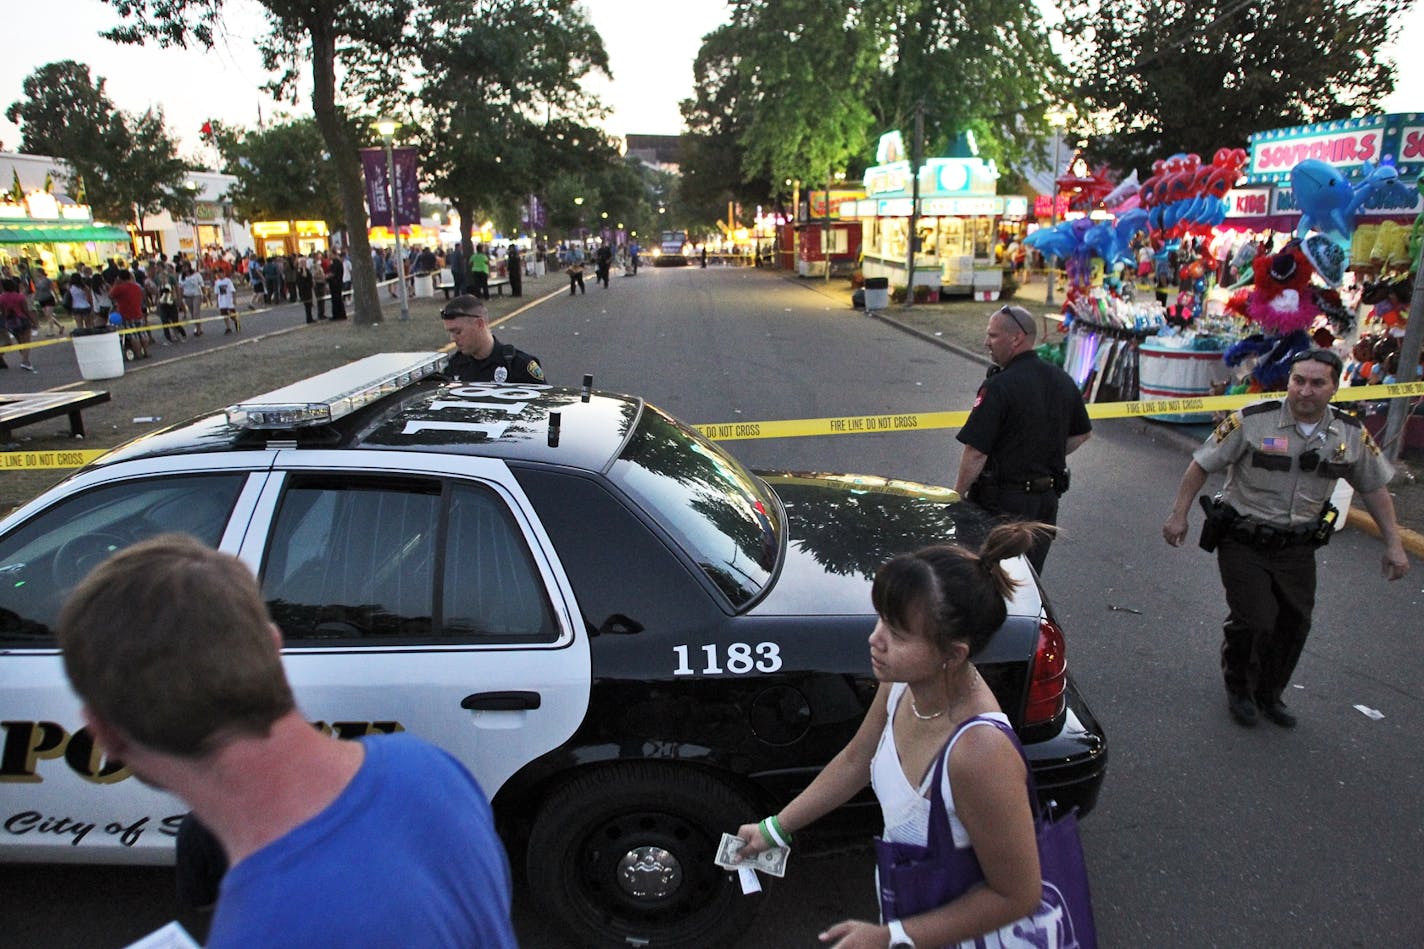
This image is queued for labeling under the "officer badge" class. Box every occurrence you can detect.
[494,366,508,383]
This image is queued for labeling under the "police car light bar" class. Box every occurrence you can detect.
[226,352,450,429]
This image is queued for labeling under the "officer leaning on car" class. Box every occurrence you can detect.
[440,295,546,384]
[1162,348,1409,729]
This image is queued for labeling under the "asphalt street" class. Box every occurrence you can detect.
[2,264,1420,947]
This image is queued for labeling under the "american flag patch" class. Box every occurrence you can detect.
[1261,436,1289,452]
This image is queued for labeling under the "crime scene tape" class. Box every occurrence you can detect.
[694,382,1424,441]
[4,383,1421,470]
[0,449,107,470]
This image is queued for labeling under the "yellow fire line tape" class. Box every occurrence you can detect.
[5,384,1421,470]
[695,383,1424,441]
[0,309,285,355]
[0,448,108,470]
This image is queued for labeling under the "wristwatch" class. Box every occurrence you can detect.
[887,919,916,948]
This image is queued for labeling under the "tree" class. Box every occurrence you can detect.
[5,61,117,162]
[7,61,193,232]
[408,0,612,253]
[213,118,342,226]
[679,24,773,231]
[71,106,196,232]
[683,1,1065,207]
[100,0,415,325]
[862,0,1064,172]
[728,0,879,187]
[1062,0,1410,175]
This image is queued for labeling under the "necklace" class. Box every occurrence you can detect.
[910,698,946,721]
[909,666,980,722]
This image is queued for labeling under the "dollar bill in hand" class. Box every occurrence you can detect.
[714,832,788,878]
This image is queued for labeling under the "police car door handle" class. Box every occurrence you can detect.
[461,691,542,711]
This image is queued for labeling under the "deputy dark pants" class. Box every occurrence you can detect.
[988,488,1058,575]
[1215,537,1316,704]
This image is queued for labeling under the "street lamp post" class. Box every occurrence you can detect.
[375,117,409,321]
[1045,111,1068,308]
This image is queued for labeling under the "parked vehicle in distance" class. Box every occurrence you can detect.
[653,229,690,265]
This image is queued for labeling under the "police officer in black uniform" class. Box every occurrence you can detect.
[954,305,1092,573]
[440,295,546,384]
[1164,348,1408,728]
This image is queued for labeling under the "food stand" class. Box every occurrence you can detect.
[250,220,331,257]
[0,189,131,272]
[840,131,1027,298]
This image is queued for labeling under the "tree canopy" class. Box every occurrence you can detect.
[210,118,342,226]
[1061,0,1411,175]
[408,0,612,253]
[99,0,418,324]
[6,60,194,228]
[681,0,1065,221]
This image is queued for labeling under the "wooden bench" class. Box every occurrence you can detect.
[0,391,112,447]
[438,272,511,299]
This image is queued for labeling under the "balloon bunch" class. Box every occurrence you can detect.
[1291,158,1411,248]
[1024,209,1149,273]
[1140,149,1248,237]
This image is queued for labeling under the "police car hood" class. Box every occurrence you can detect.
[751,472,1041,618]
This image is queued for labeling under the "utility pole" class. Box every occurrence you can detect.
[824,166,832,282]
[1383,241,1424,463]
[904,100,924,307]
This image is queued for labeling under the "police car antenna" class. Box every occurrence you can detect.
[548,410,561,448]
[582,374,593,403]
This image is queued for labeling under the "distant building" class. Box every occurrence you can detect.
[622,134,682,174]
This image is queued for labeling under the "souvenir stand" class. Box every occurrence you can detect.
[1214,116,1424,415]
[1024,188,1166,405]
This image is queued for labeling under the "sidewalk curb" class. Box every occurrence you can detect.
[1346,505,1424,559]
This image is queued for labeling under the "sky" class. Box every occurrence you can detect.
[2,0,1422,166]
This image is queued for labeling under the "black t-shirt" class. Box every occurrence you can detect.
[957,351,1090,481]
[446,337,546,384]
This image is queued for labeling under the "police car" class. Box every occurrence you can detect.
[0,353,1106,948]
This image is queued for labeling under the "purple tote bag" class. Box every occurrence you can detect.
[874,716,1097,949]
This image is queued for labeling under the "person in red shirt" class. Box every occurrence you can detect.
[107,269,149,360]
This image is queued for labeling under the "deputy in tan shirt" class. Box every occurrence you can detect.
[1163,348,1408,728]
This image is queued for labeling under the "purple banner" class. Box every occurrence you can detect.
[360,147,420,228]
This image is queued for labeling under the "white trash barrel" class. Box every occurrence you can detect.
[72,330,125,380]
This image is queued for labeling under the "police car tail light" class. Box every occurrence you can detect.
[1023,618,1067,726]
[226,352,449,429]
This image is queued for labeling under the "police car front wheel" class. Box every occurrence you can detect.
[527,762,765,948]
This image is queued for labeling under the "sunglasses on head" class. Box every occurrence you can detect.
[1290,349,1342,372]
[440,306,484,320]
[998,306,1034,335]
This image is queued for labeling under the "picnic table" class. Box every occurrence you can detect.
[0,391,111,447]
[437,269,512,299]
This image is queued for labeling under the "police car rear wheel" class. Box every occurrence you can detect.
[527,762,764,948]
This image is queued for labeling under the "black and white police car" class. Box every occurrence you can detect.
[0,353,1106,947]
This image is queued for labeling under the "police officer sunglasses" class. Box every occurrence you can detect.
[997,305,1034,335]
[1289,349,1342,373]
[439,306,486,320]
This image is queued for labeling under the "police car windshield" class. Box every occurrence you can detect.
[609,407,781,606]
